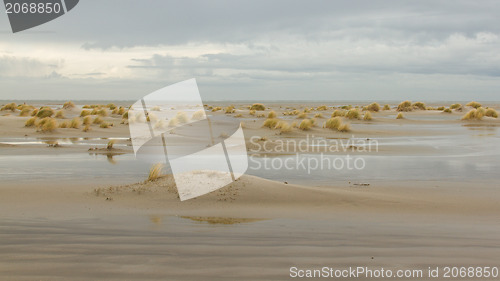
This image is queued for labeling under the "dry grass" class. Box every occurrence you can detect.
[30,108,39,116]
[83,116,92,125]
[82,124,91,132]
[225,106,235,114]
[250,103,266,111]
[363,111,373,120]
[450,103,462,110]
[345,108,360,119]
[211,106,222,112]
[147,163,163,182]
[168,118,179,127]
[324,117,342,130]
[263,118,279,128]
[316,105,328,111]
[59,121,68,128]
[93,116,103,124]
[37,117,58,132]
[55,110,64,118]
[291,121,298,128]
[97,108,108,117]
[151,106,161,111]
[107,140,116,149]
[275,121,292,132]
[338,123,350,132]
[299,119,313,130]
[397,101,412,111]
[235,113,243,117]
[25,117,37,127]
[1,102,17,111]
[69,117,81,129]
[466,101,482,109]
[331,110,345,117]
[297,112,307,119]
[268,110,277,118]
[19,108,32,116]
[396,112,405,119]
[36,108,54,118]
[175,111,189,123]
[314,113,324,118]
[100,122,112,128]
[249,109,256,116]
[443,108,452,113]
[413,102,426,110]
[192,109,205,120]
[366,102,380,112]
[63,101,75,109]
[122,111,129,119]
[485,108,498,118]
[383,104,391,110]
[80,110,91,117]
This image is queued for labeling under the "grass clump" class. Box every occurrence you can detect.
[55,110,64,118]
[443,108,452,113]
[97,108,108,117]
[299,119,313,130]
[450,103,462,110]
[363,111,373,120]
[59,121,68,128]
[485,108,498,118]
[316,105,328,111]
[250,103,266,111]
[366,102,380,112]
[63,101,75,109]
[396,112,405,119]
[263,118,279,128]
[297,112,307,119]
[275,121,292,133]
[80,110,91,117]
[19,108,32,116]
[69,117,81,129]
[225,106,235,114]
[466,101,482,109]
[192,109,205,120]
[83,116,92,125]
[338,123,351,132]
[100,122,112,128]
[175,112,189,124]
[397,101,412,111]
[1,102,17,111]
[107,140,116,150]
[314,113,324,118]
[151,106,161,111]
[413,102,426,110]
[331,110,345,117]
[37,117,58,132]
[211,106,222,112]
[268,110,277,118]
[82,124,91,132]
[25,117,37,127]
[249,109,256,116]
[122,111,129,119]
[36,108,54,118]
[324,117,342,130]
[93,116,103,124]
[383,104,391,111]
[345,108,360,119]
[147,163,163,182]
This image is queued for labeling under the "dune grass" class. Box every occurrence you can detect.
[250,103,266,111]
[1,102,17,111]
[100,122,112,128]
[275,120,292,133]
[192,109,205,120]
[175,111,189,123]
[413,102,426,110]
[397,101,412,111]
[249,109,256,116]
[485,108,498,118]
[383,104,391,110]
[268,110,277,118]
[80,110,91,117]
[96,108,108,117]
[147,163,163,182]
[122,111,129,119]
[107,140,116,150]
[366,102,380,112]
[331,110,345,117]
[37,117,58,132]
[345,108,360,119]
[396,112,405,119]
[450,103,462,110]
[316,105,328,111]
[25,117,37,127]
[363,111,373,120]
[211,106,222,112]
[314,113,324,118]
[299,119,313,130]
[324,117,342,130]
[93,116,103,124]
[69,117,81,129]
[55,110,64,118]
[466,101,482,109]
[443,108,452,113]
[63,101,75,109]
[59,121,68,128]
[151,106,161,111]
[82,124,91,132]
[297,112,307,119]
[225,106,235,114]
[263,118,279,128]
[36,108,54,118]
[338,123,350,132]
[19,108,32,116]
[82,116,92,125]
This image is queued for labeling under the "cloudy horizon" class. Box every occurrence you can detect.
[1,0,500,101]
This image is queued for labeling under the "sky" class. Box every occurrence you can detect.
[1,0,500,101]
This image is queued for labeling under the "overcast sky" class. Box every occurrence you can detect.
[1,0,500,101]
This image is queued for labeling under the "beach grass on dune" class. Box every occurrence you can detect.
[107,140,116,150]
[55,110,64,119]
[63,101,75,109]
[396,112,405,119]
[345,108,360,119]
[466,101,482,109]
[397,101,412,111]
[69,117,81,129]
[37,117,58,132]
[25,117,37,127]
[263,118,279,128]
[267,110,277,118]
[366,102,380,112]
[192,109,205,120]
[363,111,373,120]
[147,163,163,182]
[250,103,266,111]
[36,108,54,118]
[299,119,313,130]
